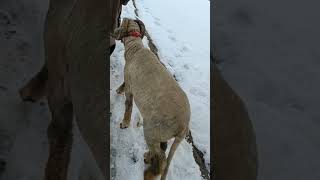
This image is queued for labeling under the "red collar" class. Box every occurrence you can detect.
[128,31,141,38]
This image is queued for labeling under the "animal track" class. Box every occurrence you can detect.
[168,35,176,41]
[0,85,8,91]
[190,87,206,98]
[128,145,140,164]
[180,45,190,52]
[0,10,12,25]
[16,40,30,55]
[3,30,16,39]
[154,20,161,26]
[174,53,182,58]
[231,8,254,26]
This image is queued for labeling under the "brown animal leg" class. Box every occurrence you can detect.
[213,64,258,180]
[144,151,152,164]
[66,40,108,178]
[160,137,183,180]
[19,65,48,102]
[45,97,73,180]
[73,106,108,179]
[144,142,167,164]
[144,143,167,180]
[116,82,125,95]
[71,94,108,179]
[120,92,133,129]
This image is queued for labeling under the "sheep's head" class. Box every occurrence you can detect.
[111,18,146,40]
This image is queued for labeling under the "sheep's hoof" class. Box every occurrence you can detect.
[120,122,129,129]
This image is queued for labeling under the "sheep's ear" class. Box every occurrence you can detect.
[111,27,125,40]
[134,19,146,38]
[122,18,130,26]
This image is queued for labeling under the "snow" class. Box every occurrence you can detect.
[214,0,320,179]
[111,0,210,179]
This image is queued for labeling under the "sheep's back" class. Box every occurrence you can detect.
[126,49,190,133]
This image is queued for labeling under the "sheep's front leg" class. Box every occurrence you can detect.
[144,151,152,164]
[45,93,73,180]
[120,92,133,129]
[116,82,125,95]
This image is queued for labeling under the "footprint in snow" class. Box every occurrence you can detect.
[128,146,140,164]
[144,7,150,13]
[179,45,190,53]
[0,85,8,92]
[16,40,30,55]
[183,64,190,70]
[174,53,182,58]
[0,10,12,25]
[166,29,173,34]
[3,29,17,40]
[154,20,161,26]
[190,87,207,98]
[168,35,177,42]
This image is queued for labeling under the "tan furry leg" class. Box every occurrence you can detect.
[160,135,184,180]
[144,143,167,180]
[45,98,73,180]
[144,170,157,180]
[144,151,152,164]
[120,92,133,129]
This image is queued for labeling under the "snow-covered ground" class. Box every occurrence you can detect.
[214,0,320,179]
[111,0,210,179]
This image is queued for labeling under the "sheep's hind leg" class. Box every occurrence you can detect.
[45,95,73,180]
[144,142,167,180]
[145,142,167,163]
